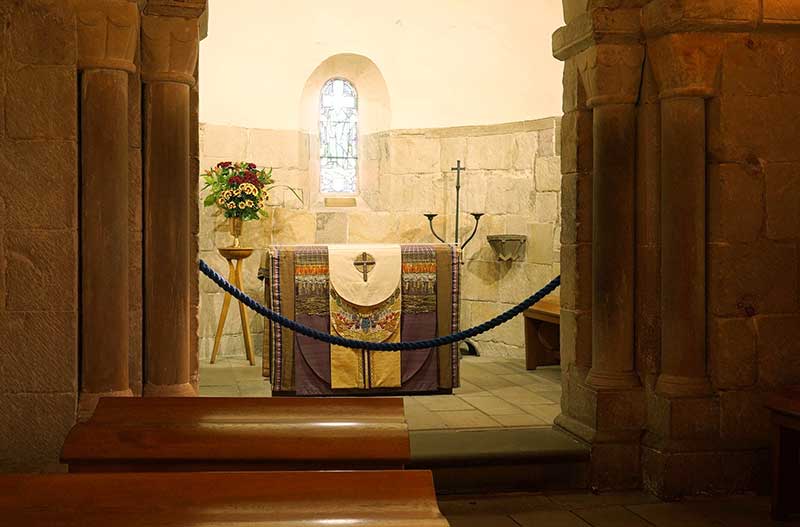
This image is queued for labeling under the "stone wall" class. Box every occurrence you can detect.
[197,119,562,363]
[0,0,205,472]
[554,0,800,498]
[0,1,79,471]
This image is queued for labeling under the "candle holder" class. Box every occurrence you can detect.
[425,212,484,251]
[423,160,484,356]
[423,160,484,251]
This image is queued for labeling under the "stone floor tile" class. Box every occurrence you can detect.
[573,506,655,527]
[231,364,264,382]
[459,395,526,416]
[492,413,549,427]
[467,374,518,390]
[237,380,270,396]
[625,502,723,527]
[512,509,592,527]
[199,385,240,397]
[198,367,237,387]
[490,386,552,405]
[404,400,449,430]
[500,373,540,385]
[547,491,661,510]
[438,493,558,516]
[437,410,502,429]
[453,381,484,395]
[538,390,563,403]
[416,394,476,412]
[529,367,562,383]
[444,514,521,527]
[477,362,520,375]
[518,403,561,423]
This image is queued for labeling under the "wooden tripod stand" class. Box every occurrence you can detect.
[210,247,255,365]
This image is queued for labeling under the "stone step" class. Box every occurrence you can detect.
[408,427,590,494]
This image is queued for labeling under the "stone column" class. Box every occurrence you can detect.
[75,0,139,416]
[649,34,723,398]
[578,44,644,391]
[141,3,203,396]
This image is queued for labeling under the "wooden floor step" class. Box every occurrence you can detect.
[61,396,409,472]
[0,470,449,526]
[408,427,590,494]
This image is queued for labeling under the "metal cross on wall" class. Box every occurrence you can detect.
[353,252,376,282]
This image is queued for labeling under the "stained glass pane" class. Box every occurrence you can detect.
[320,78,357,194]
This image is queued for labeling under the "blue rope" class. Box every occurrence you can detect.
[199,259,560,352]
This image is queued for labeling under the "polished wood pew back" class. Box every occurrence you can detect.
[61,397,410,472]
[0,470,449,526]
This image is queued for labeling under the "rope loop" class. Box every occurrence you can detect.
[199,259,560,352]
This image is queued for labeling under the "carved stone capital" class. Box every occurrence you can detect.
[141,14,198,85]
[575,43,644,107]
[553,8,642,62]
[76,0,139,73]
[642,0,760,37]
[144,0,206,18]
[648,33,724,99]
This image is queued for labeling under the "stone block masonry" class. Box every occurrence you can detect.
[0,0,79,472]
[554,0,800,498]
[197,118,562,362]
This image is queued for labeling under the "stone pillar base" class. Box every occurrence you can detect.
[77,388,134,421]
[646,391,719,447]
[555,380,646,490]
[143,382,197,397]
[586,369,640,390]
[642,446,769,499]
[655,373,712,398]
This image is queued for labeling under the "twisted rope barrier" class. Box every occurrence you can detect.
[199,259,560,352]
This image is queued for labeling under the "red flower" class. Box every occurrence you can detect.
[247,163,256,170]
[217,161,232,168]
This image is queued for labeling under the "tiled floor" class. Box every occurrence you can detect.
[199,355,562,431]
[438,491,797,527]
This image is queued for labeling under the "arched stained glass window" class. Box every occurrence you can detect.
[319,78,357,194]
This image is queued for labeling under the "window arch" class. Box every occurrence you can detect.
[319,78,358,194]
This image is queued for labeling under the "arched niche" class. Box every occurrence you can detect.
[299,53,391,135]
[299,54,391,209]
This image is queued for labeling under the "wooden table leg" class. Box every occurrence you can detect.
[235,259,255,366]
[773,421,800,520]
[210,259,236,364]
[524,317,540,370]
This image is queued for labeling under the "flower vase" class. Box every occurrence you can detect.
[230,217,243,248]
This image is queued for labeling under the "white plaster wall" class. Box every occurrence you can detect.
[200,0,564,130]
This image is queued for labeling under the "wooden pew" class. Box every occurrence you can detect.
[523,295,560,370]
[766,386,800,520]
[0,470,449,526]
[62,396,410,472]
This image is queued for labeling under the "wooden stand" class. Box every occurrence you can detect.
[211,247,255,365]
[523,295,561,370]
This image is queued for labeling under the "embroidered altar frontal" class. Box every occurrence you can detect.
[260,244,460,395]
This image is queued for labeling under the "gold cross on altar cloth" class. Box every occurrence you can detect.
[353,252,376,282]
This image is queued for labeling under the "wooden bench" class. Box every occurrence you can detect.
[0,470,449,526]
[766,386,800,520]
[61,396,410,472]
[523,295,560,370]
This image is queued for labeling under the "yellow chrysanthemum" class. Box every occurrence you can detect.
[245,199,254,207]
[233,188,241,197]
[222,190,232,199]
[217,197,225,206]
[238,202,246,209]
[227,202,236,209]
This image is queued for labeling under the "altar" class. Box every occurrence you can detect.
[259,244,461,395]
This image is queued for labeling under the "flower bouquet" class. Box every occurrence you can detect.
[202,161,287,247]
